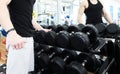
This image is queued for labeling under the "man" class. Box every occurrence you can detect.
[77,0,113,25]
[0,0,50,74]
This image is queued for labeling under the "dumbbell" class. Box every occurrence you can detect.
[55,31,70,48]
[70,31,90,51]
[44,31,57,46]
[50,49,77,74]
[81,25,98,44]
[94,23,107,37]
[67,24,85,33]
[106,23,120,38]
[33,30,46,44]
[37,47,63,73]
[47,25,57,32]
[40,25,48,29]
[70,25,99,51]
[0,64,6,73]
[45,30,70,48]
[34,44,51,73]
[66,52,101,74]
[56,25,68,33]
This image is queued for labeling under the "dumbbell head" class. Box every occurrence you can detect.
[67,25,80,33]
[40,25,48,29]
[94,23,107,34]
[77,53,101,72]
[106,23,119,34]
[106,23,120,37]
[82,25,98,44]
[70,32,90,51]
[45,31,57,46]
[67,24,85,33]
[47,25,57,32]
[56,31,70,48]
[34,43,50,53]
[66,61,87,74]
[33,30,46,44]
[106,23,119,38]
[56,25,68,32]
[50,49,77,74]
[38,47,63,70]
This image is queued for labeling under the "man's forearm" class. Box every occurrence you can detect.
[104,14,113,24]
[0,2,14,32]
[32,19,44,31]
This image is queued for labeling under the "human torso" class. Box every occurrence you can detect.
[84,0,103,25]
[8,0,36,37]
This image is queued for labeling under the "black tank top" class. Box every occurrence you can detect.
[84,0,103,25]
[8,0,36,37]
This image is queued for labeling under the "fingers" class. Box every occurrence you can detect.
[12,41,26,49]
[44,29,51,32]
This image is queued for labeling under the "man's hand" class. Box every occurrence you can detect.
[41,28,51,32]
[7,31,26,49]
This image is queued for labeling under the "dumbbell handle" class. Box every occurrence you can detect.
[49,52,56,58]
[63,56,70,62]
[37,49,44,55]
[82,60,87,66]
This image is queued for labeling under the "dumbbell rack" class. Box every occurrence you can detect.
[34,38,116,74]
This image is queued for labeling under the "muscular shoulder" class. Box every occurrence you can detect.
[99,0,104,6]
[80,0,88,8]
[0,0,11,5]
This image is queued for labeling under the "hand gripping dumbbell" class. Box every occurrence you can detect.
[66,52,101,74]
[37,47,63,74]
[50,49,78,74]
[47,25,57,32]
[33,30,46,44]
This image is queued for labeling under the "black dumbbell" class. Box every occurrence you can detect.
[66,52,101,74]
[50,49,77,74]
[40,25,48,29]
[70,32,90,51]
[81,25,98,44]
[106,23,119,38]
[55,31,70,48]
[94,23,107,37]
[70,25,99,51]
[34,44,52,73]
[0,64,6,73]
[44,31,57,46]
[33,30,46,44]
[47,25,57,32]
[56,25,68,33]
[38,47,63,73]
[67,24,85,33]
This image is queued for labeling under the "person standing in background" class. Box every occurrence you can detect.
[0,0,50,74]
[77,0,113,25]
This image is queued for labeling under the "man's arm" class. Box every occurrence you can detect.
[77,0,86,24]
[0,0,14,31]
[102,8,113,24]
[32,18,51,32]
[0,0,25,49]
[100,0,113,24]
